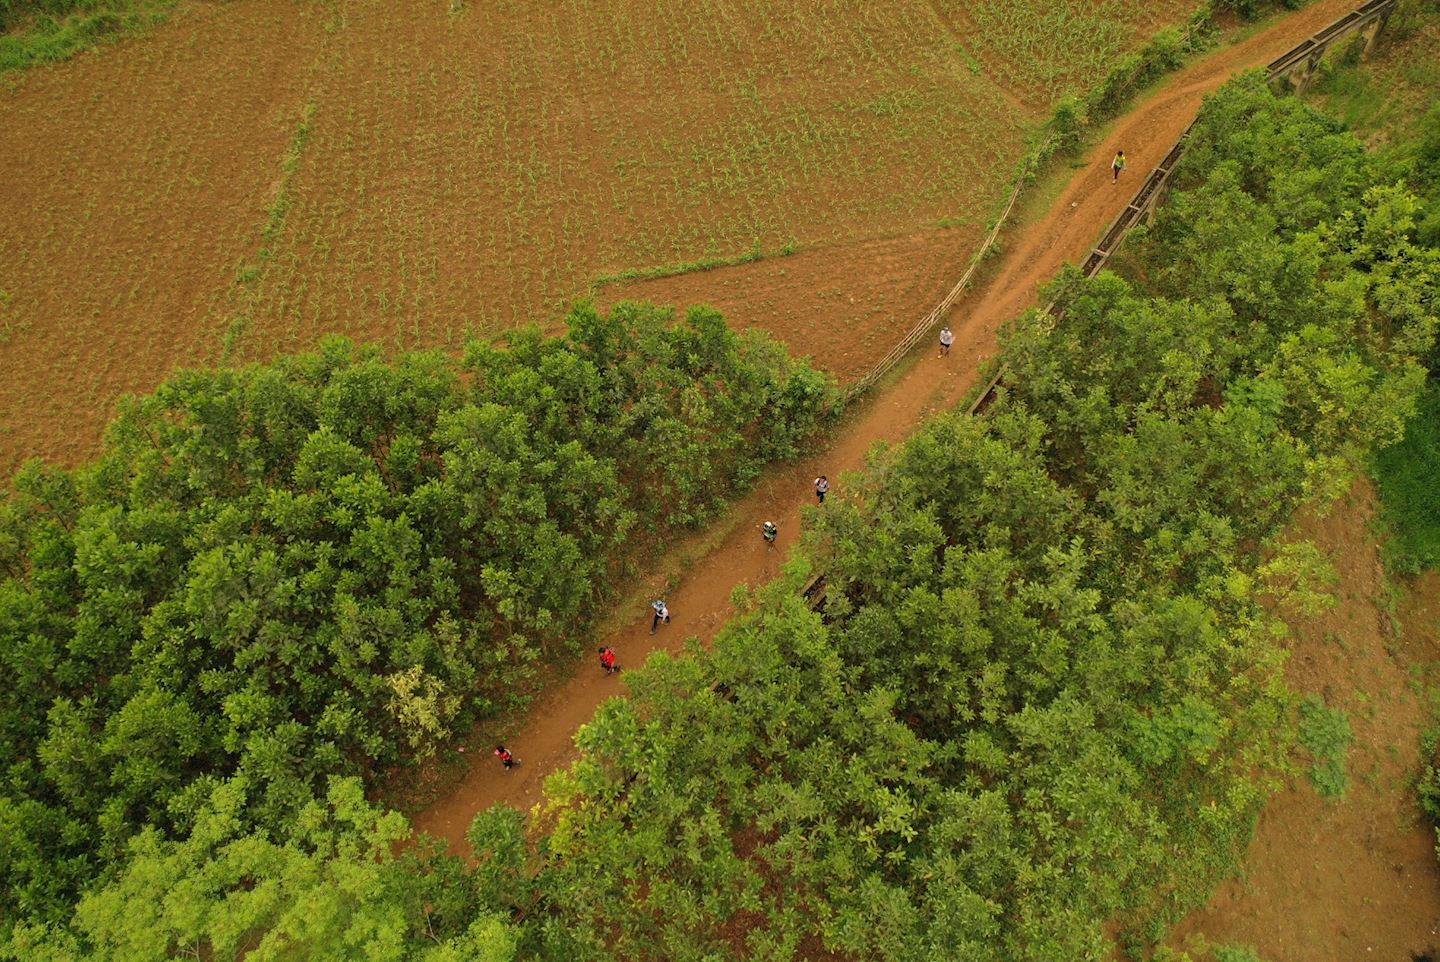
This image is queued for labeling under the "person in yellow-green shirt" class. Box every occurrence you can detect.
[1112,150,1127,183]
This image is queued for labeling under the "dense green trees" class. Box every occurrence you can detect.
[511,75,1436,961]
[0,301,832,933]
[7,75,1438,962]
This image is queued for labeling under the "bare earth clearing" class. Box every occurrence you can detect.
[1171,481,1440,961]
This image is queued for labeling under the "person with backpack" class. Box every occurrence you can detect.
[1111,149,1127,183]
[650,599,671,634]
[598,646,620,675]
[814,475,829,504]
[494,745,518,771]
[761,520,778,547]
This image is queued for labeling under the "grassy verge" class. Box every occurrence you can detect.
[589,238,799,291]
[1373,382,1440,574]
[0,0,172,72]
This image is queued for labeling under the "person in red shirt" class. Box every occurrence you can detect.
[494,745,518,770]
[598,646,619,675]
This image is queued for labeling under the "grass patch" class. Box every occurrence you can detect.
[221,100,317,361]
[590,238,798,290]
[1417,686,1440,824]
[1213,946,1268,962]
[1373,382,1440,574]
[1298,695,1353,800]
[0,0,172,72]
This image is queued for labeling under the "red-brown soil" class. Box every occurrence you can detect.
[220,0,1037,361]
[597,227,988,384]
[1170,480,1440,961]
[411,0,1371,850]
[0,0,325,475]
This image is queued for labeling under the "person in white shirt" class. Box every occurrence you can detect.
[938,325,954,357]
[814,476,829,504]
[650,599,671,634]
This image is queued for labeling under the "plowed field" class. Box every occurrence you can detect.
[0,0,1195,476]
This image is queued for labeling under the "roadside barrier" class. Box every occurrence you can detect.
[812,0,1398,612]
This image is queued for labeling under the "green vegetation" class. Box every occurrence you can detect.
[589,237,798,291]
[0,301,833,931]
[1374,384,1440,572]
[6,14,1440,962]
[7,73,1427,962]
[1313,7,1440,572]
[1298,696,1354,799]
[526,76,1433,959]
[0,0,170,72]
[1212,946,1268,962]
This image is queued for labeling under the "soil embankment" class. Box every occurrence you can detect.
[1170,481,1440,961]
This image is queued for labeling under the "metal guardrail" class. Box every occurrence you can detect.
[808,0,1397,613]
[1267,0,1393,74]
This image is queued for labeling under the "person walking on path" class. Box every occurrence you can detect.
[938,325,954,357]
[598,646,620,675]
[761,520,779,548]
[814,476,829,504]
[1111,150,1127,183]
[650,599,671,634]
[494,745,518,771]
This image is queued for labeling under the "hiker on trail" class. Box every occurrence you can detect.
[814,475,829,504]
[761,520,779,547]
[494,745,517,771]
[650,599,671,634]
[938,325,954,357]
[1112,150,1127,182]
[598,646,619,675]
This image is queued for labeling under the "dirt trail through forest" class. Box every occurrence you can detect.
[411,0,1362,852]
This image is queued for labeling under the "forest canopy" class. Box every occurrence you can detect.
[0,301,834,930]
[5,74,1439,962]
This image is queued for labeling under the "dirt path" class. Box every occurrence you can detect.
[411,0,1365,852]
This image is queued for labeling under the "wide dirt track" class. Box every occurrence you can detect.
[0,0,1192,477]
[413,0,1366,844]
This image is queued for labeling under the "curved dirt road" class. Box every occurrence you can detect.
[412,0,1362,852]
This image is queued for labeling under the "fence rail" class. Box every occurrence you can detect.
[841,144,1045,401]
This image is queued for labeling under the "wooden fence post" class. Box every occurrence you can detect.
[1363,7,1391,56]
